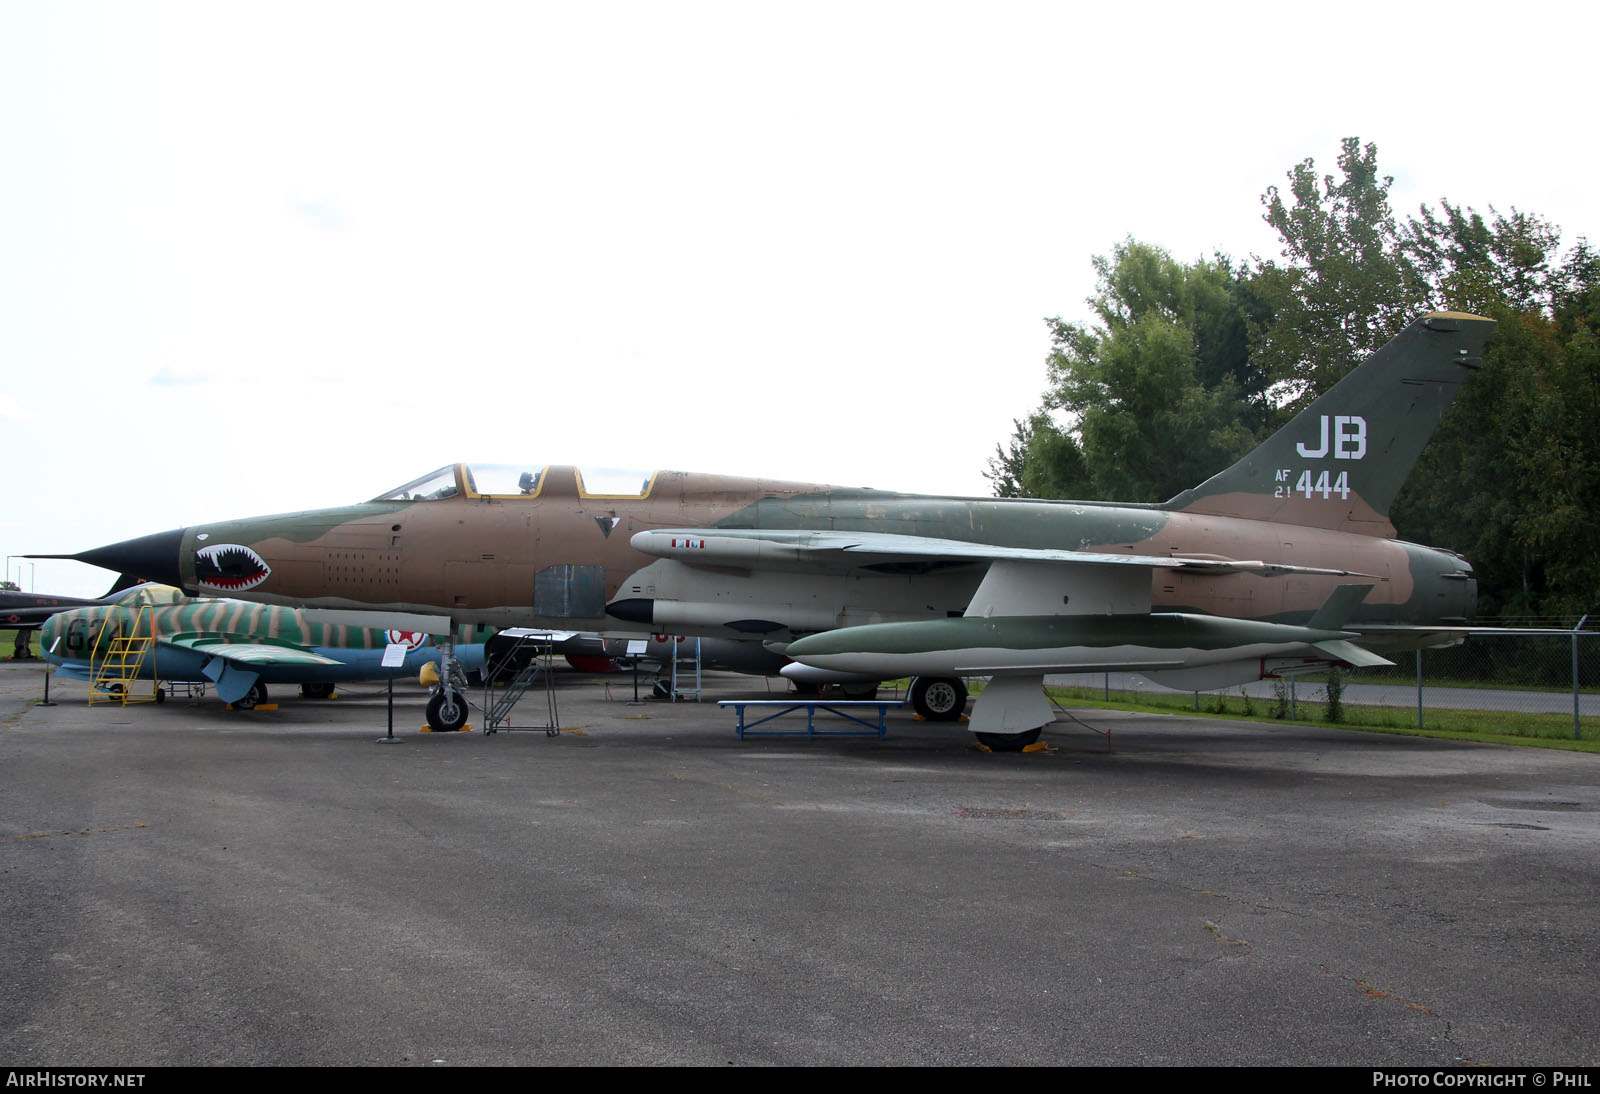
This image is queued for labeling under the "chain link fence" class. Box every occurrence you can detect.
[1341,628,1598,737]
[1047,625,1600,741]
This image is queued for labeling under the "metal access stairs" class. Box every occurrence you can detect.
[667,636,702,701]
[482,634,559,734]
[88,606,160,706]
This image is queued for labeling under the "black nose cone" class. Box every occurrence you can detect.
[605,598,655,625]
[29,528,187,588]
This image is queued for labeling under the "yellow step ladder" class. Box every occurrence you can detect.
[88,605,160,706]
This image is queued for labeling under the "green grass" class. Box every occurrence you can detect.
[1,629,36,659]
[1037,683,1600,752]
[1288,668,1599,695]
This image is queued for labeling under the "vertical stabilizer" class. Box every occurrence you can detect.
[1162,312,1494,536]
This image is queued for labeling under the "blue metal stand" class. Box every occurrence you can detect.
[717,699,904,740]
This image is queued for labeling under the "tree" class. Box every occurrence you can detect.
[1252,139,1597,617]
[991,138,1598,619]
[991,239,1271,502]
[984,413,1091,500]
[1390,206,1599,616]
[1403,201,1563,316]
[1252,137,1430,405]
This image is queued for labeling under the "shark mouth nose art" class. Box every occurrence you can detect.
[194,543,272,593]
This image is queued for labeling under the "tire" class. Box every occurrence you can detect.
[840,682,879,700]
[975,727,1042,752]
[300,682,335,700]
[909,676,967,721]
[426,690,470,732]
[234,682,268,710]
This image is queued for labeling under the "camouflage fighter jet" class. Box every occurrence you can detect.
[41,586,486,727]
[40,311,1493,748]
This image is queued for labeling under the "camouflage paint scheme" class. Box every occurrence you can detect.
[45,312,1494,738]
[40,588,484,706]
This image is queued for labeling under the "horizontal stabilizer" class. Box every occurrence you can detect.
[1312,639,1394,669]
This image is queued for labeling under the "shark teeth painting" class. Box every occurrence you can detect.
[194,543,271,593]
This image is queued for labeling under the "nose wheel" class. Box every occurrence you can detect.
[425,689,470,732]
[425,635,473,731]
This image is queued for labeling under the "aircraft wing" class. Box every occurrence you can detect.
[496,628,582,642]
[160,634,345,667]
[631,529,1364,580]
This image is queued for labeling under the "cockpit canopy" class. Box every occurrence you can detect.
[105,583,191,607]
[373,463,657,502]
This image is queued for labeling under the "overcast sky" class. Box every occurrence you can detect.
[4,0,1596,596]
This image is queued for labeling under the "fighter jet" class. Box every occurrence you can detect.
[1,575,156,634]
[41,586,486,727]
[39,311,1493,747]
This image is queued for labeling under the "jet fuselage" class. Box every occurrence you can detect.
[87,463,1473,645]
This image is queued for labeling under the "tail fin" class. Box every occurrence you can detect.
[1162,311,1495,536]
[101,573,143,598]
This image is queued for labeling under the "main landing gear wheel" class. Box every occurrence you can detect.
[975,727,1042,752]
[840,683,880,700]
[909,676,968,721]
[300,682,335,699]
[234,682,268,710]
[426,690,470,732]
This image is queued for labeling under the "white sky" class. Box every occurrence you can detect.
[3,0,1596,596]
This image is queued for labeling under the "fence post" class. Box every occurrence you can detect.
[1416,648,1424,731]
[1575,615,1588,741]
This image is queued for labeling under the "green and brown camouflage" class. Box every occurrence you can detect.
[41,311,1494,737]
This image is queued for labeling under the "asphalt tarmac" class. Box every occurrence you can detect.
[2,660,1597,1066]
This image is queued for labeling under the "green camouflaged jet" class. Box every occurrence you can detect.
[42,312,1493,747]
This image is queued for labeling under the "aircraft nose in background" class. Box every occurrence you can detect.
[29,528,187,589]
